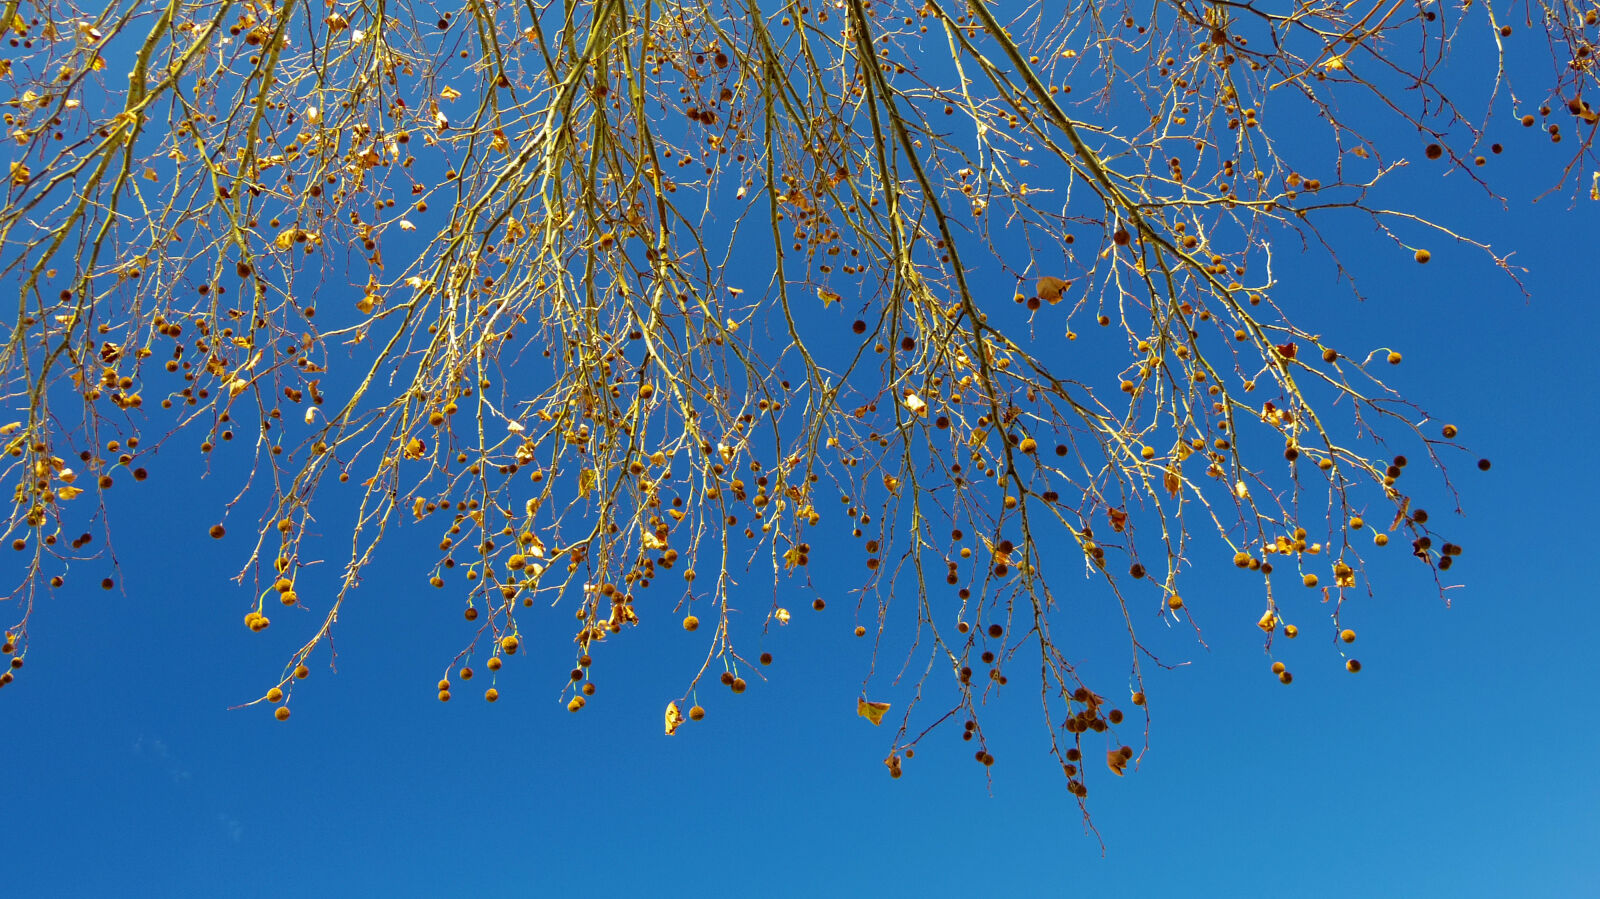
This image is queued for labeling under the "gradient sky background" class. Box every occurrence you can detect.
[5,10,1600,899]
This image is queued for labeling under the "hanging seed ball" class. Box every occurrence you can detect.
[1375,533,1389,546]
[568,696,585,712]
[682,615,699,631]
[730,677,747,694]
[275,707,291,721]
[1020,437,1038,454]
[267,687,284,703]
[854,626,867,637]
[720,671,735,686]
[1478,458,1491,471]
[484,688,499,702]
[1271,661,1287,674]
[1346,659,1362,673]
[1414,249,1430,264]
[988,623,1004,638]
[759,652,773,665]
[689,705,706,721]
[1167,594,1184,610]
[1425,143,1443,159]
[1278,670,1293,685]
[1131,691,1146,706]
[1340,628,1357,643]
[500,635,519,654]
[1284,624,1299,638]
[209,524,226,539]
[1303,574,1319,588]
[1442,424,1458,438]
[1387,351,1403,364]
[295,664,310,679]
[438,690,451,702]
[813,598,826,611]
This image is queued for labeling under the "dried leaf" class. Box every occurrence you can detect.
[857,699,891,726]
[664,701,685,736]
[1035,276,1069,304]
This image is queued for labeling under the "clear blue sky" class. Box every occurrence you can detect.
[6,15,1600,899]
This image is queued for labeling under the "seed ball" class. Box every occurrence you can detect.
[682,615,699,631]
[813,598,826,611]
[267,687,283,703]
[689,705,706,721]
[1346,659,1362,673]
[1340,628,1356,643]
[1278,670,1293,685]
[209,524,226,539]
[294,664,309,679]
[987,624,1004,638]
[484,688,499,702]
[854,626,866,637]
[1414,249,1430,264]
[1303,574,1318,588]
[1442,424,1458,438]
[759,652,773,665]
[1284,624,1299,638]
[1166,594,1184,610]
[730,677,747,694]
[1477,458,1491,471]
[720,671,735,686]
[274,707,291,721]
[1387,351,1403,364]
[1131,692,1146,706]
[1271,661,1286,674]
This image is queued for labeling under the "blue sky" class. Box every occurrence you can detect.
[6,10,1600,899]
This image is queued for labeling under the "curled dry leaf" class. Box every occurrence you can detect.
[857,698,891,726]
[1035,275,1069,304]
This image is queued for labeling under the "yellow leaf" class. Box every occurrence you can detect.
[578,468,597,498]
[664,701,685,736]
[57,485,83,501]
[439,85,461,101]
[857,699,891,726]
[9,161,29,184]
[818,287,841,308]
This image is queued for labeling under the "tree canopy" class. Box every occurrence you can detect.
[1,0,1592,811]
